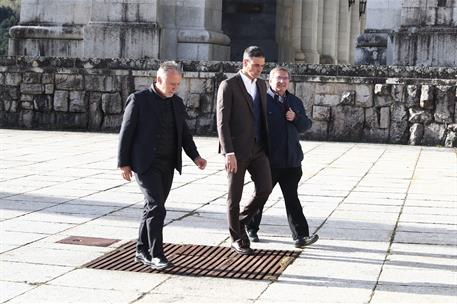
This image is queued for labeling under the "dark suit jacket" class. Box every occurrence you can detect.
[216,72,270,161]
[118,87,200,175]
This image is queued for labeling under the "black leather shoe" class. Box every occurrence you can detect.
[295,234,319,248]
[231,241,253,255]
[150,256,173,270]
[134,251,152,266]
[247,230,259,242]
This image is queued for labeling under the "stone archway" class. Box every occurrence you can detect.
[222,0,278,61]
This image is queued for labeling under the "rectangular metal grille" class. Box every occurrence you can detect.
[84,241,300,281]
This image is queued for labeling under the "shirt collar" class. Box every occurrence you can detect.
[268,86,289,99]
[151,83,170,100]
[239,71,257,86]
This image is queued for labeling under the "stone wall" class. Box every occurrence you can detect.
[0,57,456,147]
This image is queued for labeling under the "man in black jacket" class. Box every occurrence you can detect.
[118,61,207,269]
[246,66,319,248]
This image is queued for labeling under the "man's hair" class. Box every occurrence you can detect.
[157,61,182,78]
[243,46,265,60]
[269,66,291,79]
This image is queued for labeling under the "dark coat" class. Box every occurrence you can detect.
[216,72,270,160]
[117,87,200,175]
[267,88,312,168]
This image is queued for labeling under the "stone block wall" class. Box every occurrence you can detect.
[0,57,456,147]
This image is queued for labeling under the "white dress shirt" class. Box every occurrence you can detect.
[240,71,258,100]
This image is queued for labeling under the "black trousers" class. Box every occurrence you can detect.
[134,160,174,258]
[246,167,310,240]
[227,143,272,242]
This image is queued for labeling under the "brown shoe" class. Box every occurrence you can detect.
[231,240,253,255]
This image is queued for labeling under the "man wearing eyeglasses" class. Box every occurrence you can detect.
[246,66,319,248]
[217,46,272,255]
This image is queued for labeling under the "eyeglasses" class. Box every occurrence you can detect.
[272,76,289,81]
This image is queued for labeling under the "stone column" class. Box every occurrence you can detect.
[337,0,351,64]
[321,0,340,64]
[9,0,91,57]
[317,0,324,60]
[349,0,360,64]
[83,0,160,59]
[276,0,295,62]
[292,0,305,61]
[159,0,230,61]
[301,0,320,63]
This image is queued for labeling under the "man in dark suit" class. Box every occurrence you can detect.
[118,61,207,269]
[246,66,319,248]
[216,46,272,255]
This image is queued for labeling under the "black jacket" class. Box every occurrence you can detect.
[267,88,312,168]
[117,87,200,175]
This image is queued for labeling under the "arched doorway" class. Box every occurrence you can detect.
[222,0,278,61]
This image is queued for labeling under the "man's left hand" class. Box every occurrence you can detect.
[194,156,207,170]
[285,109,296,121]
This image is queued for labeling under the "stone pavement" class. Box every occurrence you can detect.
[0,129,456,304]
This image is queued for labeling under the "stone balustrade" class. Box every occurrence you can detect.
[0,57,455,147]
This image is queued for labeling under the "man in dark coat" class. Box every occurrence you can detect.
[118,61,207,269]
[216,46,272,255]
[246,66,319,248]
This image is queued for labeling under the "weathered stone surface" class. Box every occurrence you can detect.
[199,94,213,113]
[374,95,393,107]
[85,75,120,92]
[1,86,18,100]
[133,76,150,91]
[448,124,457,132]
[33,112,56,128]
[340,91,355,105]
[20,84,44,95]
[5,73,22,86]
[69,91,86,112]
[303,120,328,140]
[54,90,69,112]
[102,114,123,131]
[409,123,424,145]
[364,108,378,129]
[21,101,33,110]
[195,114,215,135]
[101,93,122,114]
[55,113,88,129]
[20,94,33,102]
[329,106,364,141]
[354,84,373,107]
[408,108,433,124]
[314,94,341,106]
[21,110,34,128]
[33,95,52,112]
[434,86,455,123]
[374,84,391,96]
[390,103,409,144]
[88,92,103,131]
[406,85,420,108]
[391,85,404,102]
[362,128,389,143]
[420,85,434,109]
[444,131,456,148]
[23,72,41,84]
[42,73,54,84]
[379,107,390,129]
[3,100,18,112]
[188,94,200,109]
[55,74,84,90]
[295,82,314,114]
[45,84,54,94]
[312,105,331,121]
[423,123,447,146]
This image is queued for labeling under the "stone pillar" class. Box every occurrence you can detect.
[301,0,320,63]
[292,0,305,61]
[321,0,340,64]
[317,0,324,60]
[83,0,160,59]
[337,0,351,64]
[276,0,295,62]
[8,0,91,57]
[349,0,360,64]
[159,0,230,61]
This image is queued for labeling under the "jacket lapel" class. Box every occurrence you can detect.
[235,73,254,115]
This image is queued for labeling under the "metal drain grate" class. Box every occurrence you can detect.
[57,236,120,247]
[84,241,300,281]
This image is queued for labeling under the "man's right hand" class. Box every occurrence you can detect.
[120,166,133,181]
[225,154,237,174]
